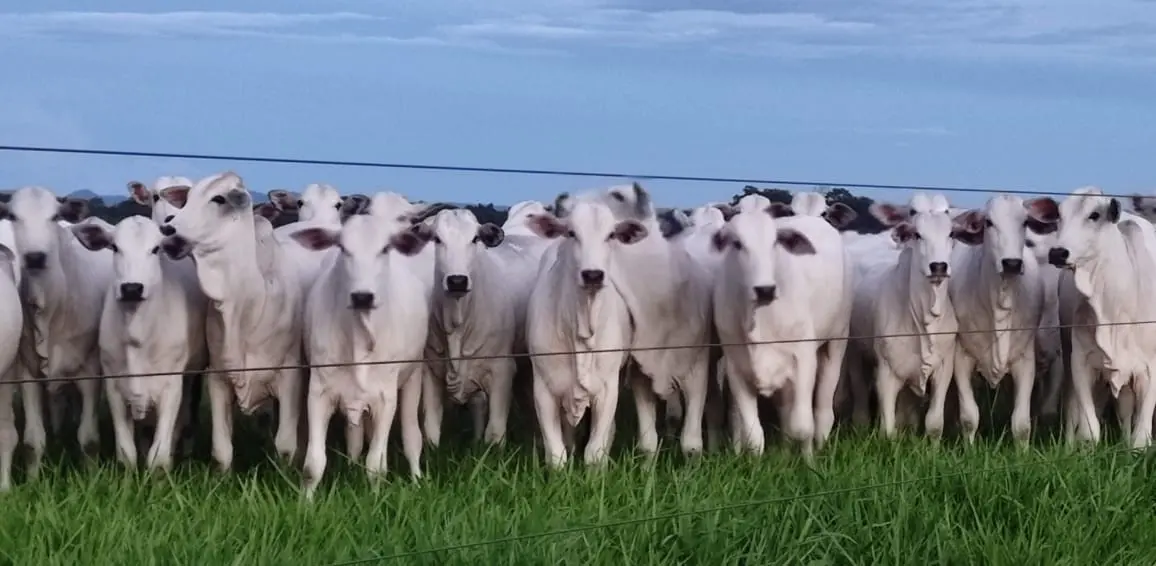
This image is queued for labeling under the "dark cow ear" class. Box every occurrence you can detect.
[526,214,568,239]
[267,190,299,212]
[289,227,340,251]
[612,220,648,244]
[1023,197,1060,223]
[821,203,857,230]
[892,222,919,244]
[950,209,986,246]
[69,223,114,252]
[776,228,815,255]
[476,223,504,248]
[869,203,913,227]
[254,203,281,222]
[766,203,795,218]
[1107,198,1121,223]
[57,198,89,223]
[127,181,152,206]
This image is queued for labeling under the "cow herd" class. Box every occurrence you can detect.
[0,172,1151,499]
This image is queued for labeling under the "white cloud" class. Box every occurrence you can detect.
[4,2,1156,63]
[431,0,1156,64]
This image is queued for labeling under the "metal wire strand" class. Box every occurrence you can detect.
[7,318,1149,386]
[0,144,1140,200]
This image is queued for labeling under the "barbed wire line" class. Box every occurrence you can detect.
[324,445,1140,564]
[12,318,1154,387]
[0,144,1134,200]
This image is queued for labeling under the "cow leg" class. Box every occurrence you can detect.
[364,383,399,485]
[532,376,567,469]
[703,356,725,452]
[1069,340,1101,444]
[0,378,17,491]
[726,360,763,455]
[847,348,872,427]
[207,376,236,472]
[76,374,101,457]
[421,365,444,447]
[875,357,902,439]
[924,354,953,441]
[815,339,847,450]
[629,373,659,456]
[146,379,183,473]
[1131,369,1156,450]
[273,366,303,464]
[679,358,709,457]
[484,360,514,446]
[20,376,45,480]
[1009,351,1036,447]
[399,367,424,479]
[1116,383,1135,445]
[582,374,620,468]
[468,394,487,443]
[953,349,980,444]
[301,388,334,501]
[105,381,138,470]
[345,418,365,462]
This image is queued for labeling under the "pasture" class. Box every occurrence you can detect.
[3,405,1154,565]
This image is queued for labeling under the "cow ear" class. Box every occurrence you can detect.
[69,223,114,252]
[289,227,340,251]
[766,203,794,218]
[950,210,986,246]
[869,203,912,227]
[390,228,433,256]
[127,181,153,206]
[1107,198,1121,223]
[476,223,504,248]
[776,228,815,255]
[526,214,568,239]
[254,203,281,222]
[821,203,857,230]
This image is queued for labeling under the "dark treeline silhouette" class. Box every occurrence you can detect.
[27,187,889,234]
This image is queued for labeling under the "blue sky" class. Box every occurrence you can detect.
[2,1,1156,208]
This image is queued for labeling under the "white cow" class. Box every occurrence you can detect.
[423,208,552,446]
[558,184,717,457]
[711,200,855,458]
[127,177,190,225]
[523,197,648,468]
[1,189,112,469]
[1026,187,1156,448]
[1023,217,1065,423]
[289,212,436,498]
[0,229,24,490]
[947,195,1056,445]
[502,200,550,237]
[845,193,965,438]
[158,171,305,471]
[71,216,209,471]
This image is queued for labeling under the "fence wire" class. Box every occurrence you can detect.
[0,144,1143,200]
[8,319,1147,386]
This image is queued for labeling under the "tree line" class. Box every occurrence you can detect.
[4,185,891,234]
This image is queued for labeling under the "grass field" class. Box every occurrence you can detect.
[3,407,1156,566]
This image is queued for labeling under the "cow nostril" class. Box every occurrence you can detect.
[1000,258,1024,274]
[445,274,470,293]
[349,291,375,309]
[928,262,948,276]
[159,224,176,236]
[752,285,777,304]
[22,252,47,270]
[1047,247,1070,267]
[119,282,145,301]
[579,269,605,286]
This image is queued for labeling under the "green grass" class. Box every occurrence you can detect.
[3,419,1156,566]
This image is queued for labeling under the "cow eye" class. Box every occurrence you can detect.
[210,195,226,205]
[984,218,993,228]
[1088,211,1100,221]
[151,246,160,255]
[152,194,160,203]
